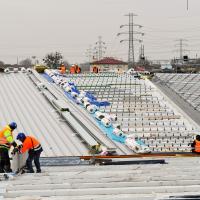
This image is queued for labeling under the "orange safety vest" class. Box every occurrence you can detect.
[60,66,66,74]
[70,66,76,74]
[195,140,200,153]
[76,67,81,74]
[20,136,41,154]
[93,66,99,73]
[0,126,13,149]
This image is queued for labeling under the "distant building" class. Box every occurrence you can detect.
[90,57,128,73]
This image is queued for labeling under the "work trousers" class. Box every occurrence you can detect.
[26,148,43,172]
[0,148,12,173]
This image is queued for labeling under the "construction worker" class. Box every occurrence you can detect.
[70,65,76,74]
[191,135,200,153]
[60,64,66,74]
[92,66,99,73]
[16,133,43,173]
[0,122,18,173]
[75,65,81,74]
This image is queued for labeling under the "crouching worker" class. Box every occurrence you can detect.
[191,135,200,153]
[16,133,43,173]
[0,122,18,173]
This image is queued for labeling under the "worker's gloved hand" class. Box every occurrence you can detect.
[11,147,19,155]
[11,141,17,148]
[18,145,22,151]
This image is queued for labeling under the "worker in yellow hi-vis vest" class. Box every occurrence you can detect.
[0,122,18,173]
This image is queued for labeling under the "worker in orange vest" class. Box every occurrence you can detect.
[70,65,76,74]
[60,64,66,74]
[93,66,99,73]
[0,122,18,173]
[75,65,81,73]
[191,135,200,153]
[16,133,43,173]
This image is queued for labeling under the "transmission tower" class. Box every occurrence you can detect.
[118,13,144,69]
[94,36,106,60]
[85,45,93,62]
[175,39,188,60]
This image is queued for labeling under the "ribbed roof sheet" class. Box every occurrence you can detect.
[0,72,89,157]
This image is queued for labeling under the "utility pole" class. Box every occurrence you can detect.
[187,0,189,10]
[94,36,106,60]
[140,44,145,59]
[139,44,145,65]
[118,13,144,69]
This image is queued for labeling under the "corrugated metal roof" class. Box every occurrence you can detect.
[2,157,200,199]
[0,72,89,157]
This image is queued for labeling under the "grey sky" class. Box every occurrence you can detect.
[0,0,200,64]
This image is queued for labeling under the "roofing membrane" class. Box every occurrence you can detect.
[1,70,200,200]
[46,71,198,153]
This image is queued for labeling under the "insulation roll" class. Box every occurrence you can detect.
[101,117,112,128]
[105,114,117,121]
[76,97,83,105]
[82,97,89,102]
[83,101,90,108]
[71,92,78,98]
[113,124,121,129]
[21,67,26,73]
[4,68,10,74]
[113,128,124,137]
[79,91,86,98]
[87,105,97,114]
[65,86,72,92]
[26,68,32,73]
[63,83,70,89]
[13,68,18,73]
[95,111,105,121]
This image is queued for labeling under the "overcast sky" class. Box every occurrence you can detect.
[0,0,200,64]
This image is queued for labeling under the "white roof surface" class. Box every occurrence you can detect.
[0,72,89,157]
[1,157,200,200]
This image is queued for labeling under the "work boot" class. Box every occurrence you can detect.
[4,168,12,173]
[25,169,34,173]
[36,169,41,173]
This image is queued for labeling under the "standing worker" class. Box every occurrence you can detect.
[60,64,66,74]
[75,65,81,74]
[191,135,200,153]
[0,122,18,173]
[16,133,43,173]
